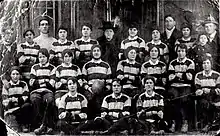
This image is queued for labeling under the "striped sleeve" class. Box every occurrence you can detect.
[101,96,108,117]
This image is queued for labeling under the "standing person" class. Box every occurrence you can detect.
[82,45,112,119]
[145,27,169,64]
[2,66,31,132]
[141,46,167,96]
[202,15,220,71]
[55,49,82,107]
[74,23,99,68]
[0,28,17,117]
[119,22,145,63]
[29,48,56,135]
[167,44,195,133]
[97,21,120,78]
[34,16,57,51]
[50,26,75,66]
[161,15,182,62]
[17,29,40,84]
[57,77,87,135]
[194,55,220,132]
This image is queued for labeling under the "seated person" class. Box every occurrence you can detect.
[55,49,82,107]
[2,66,31,132]
[29,48,56,135]
[57,77,88,135]
[74,79,131,134]
[136,76,167,135]
[195,55,220,132]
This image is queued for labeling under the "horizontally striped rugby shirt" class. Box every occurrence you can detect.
[137,91,164,119]
[74,37,98,63]
[120,36,145,59]
[2,80,29,108]
[145,40,169,63]
[116,59,141,89]
[30,62,56,93]
[101,93,131,121]
[195,70,220,90]
[56,63,82,93]
[58,92,88,120]
[82,59,112,90]
[141,59,166,90]
[50,39,75,57]
[168,57,195,87]
[17,42,40,64]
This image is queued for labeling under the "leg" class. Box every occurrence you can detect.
[43,92,55,129]
[30,93,42,128]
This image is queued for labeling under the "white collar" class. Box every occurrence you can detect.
[10,80,20,85]
[40,33,49,37]
[209,31,217,41]
[91,59,102,63]
[177,57,187,63]
[112,93,122,99]
[39,62,50,67]
[145,91,155,97]
[128,36,138,40]
[149,59,159,65]
[25,41,35,47]
[202,70,213,77]
[58,39,68,44]
[166,26,175,32]
[181,37,191,41]
[125,59,136,64]
[61,63,72,67]
[68,92,78,97]
[81,37,91,42]
[151,40,162,45]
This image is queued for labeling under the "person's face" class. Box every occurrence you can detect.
[128,28,138,37]
[199,35,208,45]
[177,47,186,59]
[104,29,114,40]
[203,59,212,71]
[67,80,77,92]
[39,20,49,34]
[92,47,101,59]
[38,53,48,65]
[11,70,20,83]
[25,31,34,43]
[144,79,154,91]
[82,26,92,37]
[127,49,136,60]
[150,47,159,59]
[112,81,122,94]
[152,30,160,41]
[165,17,176,30]
[4,29,13,43]
[204,23,216,35]
[182,28,191,38]
[58,29,67,40]
[63,53,72,64]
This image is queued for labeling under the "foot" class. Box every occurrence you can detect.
[34,124,46,135]
[169,121,176,133]
[202,124,210,132]
[46,127,53,134]
[181,120,188,133]
[22,125,29,133]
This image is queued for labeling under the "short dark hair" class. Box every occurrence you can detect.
[149,45,160,58]
[57,26,68,33]
[176,43,187,52]
[112,78,122,86]
[38,48,49,59]
[62,49,73,59]
[142,76,155,85]
[82,23,92,31]
[67,77,80,91]
[164,14,176,21]
[23,29,35,38]
[202,54,213,66]
[39,16,50,26]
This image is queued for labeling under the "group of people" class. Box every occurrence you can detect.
[0,13,219,135]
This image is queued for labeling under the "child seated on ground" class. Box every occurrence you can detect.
[2,66,31,132]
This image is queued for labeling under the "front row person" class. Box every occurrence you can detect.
[29,48,56,135]
[57,77,88,135]
[2,66,31,132]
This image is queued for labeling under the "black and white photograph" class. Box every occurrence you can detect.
[0,0,219,135]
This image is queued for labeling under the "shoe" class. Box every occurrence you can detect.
[34,124,46,135]
[22,125,29,133]
[60,131,65,135]
[99,130,109,135]
[155,130,165,135]
[46,127,53,134]
[169,121,176,133]
[150,130,156,135]
[181,120,188,133]
[202,124,209,132]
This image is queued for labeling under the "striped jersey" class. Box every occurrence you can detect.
[17,42,40,65]
[56,63,82,92]
[82,59,112,89]
[175,37,196,50]
[137,91,164,119]
[145,40,169,63]
[2,80,29,109]
[195,70,220,90]
[101,93,131,120]
[58,92,88,120]
[30,62,56,93]
[116,59,141,88]
[168,57,195,87]
[141,59,167,90]
[74,37,98,64]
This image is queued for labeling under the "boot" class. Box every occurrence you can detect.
[34,124,46,135]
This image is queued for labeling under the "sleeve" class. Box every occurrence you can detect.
[183,61,195,81]
[168,62,177,82]
[79,95,88,119]
[216,75,220,88]
[140,63,148,79]
[116,61,124,80]
[82,64,89,90]
[101,97,108,118]
[76,67,83,87]
[23,82,29,96]
[105,64,112,86]
[17,43,24,60]
[49,67,56,87]
[139,38,145,53]
[194,73,202,90]
[58,95,66,115]
[122,96,131,116]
